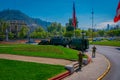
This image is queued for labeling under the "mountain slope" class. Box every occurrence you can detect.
[0,9,51,30]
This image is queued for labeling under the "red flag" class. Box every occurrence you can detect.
[114,1,120,23]
[72,2,76,28]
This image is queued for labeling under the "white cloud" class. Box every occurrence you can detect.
[96,20,118,29]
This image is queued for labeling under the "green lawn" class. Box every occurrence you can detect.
[0,44,78,60]
[0,59,65,80]
[90,40,120,47]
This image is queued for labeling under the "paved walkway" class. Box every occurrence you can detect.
[0,54,72,66]
[0,52,109,80]
[64,52,109,80]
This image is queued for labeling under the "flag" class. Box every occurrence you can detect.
[72,2,77,28]
[114,1,120,23]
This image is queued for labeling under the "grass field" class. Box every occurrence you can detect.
[0,59,65,80]
[91,40,120,47]
[0,44,79,60]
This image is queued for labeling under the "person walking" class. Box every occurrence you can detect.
[78,51,83,70]
[92,45,97,58]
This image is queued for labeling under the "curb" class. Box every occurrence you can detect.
[48,71,71,80]
[97,55,111,80]
[86,54,92,64]
[48,54,92,80]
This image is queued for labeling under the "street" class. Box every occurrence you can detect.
[90,45,120,80]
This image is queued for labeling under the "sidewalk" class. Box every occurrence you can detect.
[0,54,72,66]
[64,52,109,80]
[0,52,110,80]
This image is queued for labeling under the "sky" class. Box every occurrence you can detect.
[0,0,119,29]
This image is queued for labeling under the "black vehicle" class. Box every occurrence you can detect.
[84,39,89,49]
[50,36,70,47]
[0,35,4,41]
[0,37,3,41]
[69,38,89,51]
[38,37,89,51]
[38,39,50,45]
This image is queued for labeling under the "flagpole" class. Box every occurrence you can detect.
[91,8,94,42]
[73,1,76,38]
[74,26,75,38]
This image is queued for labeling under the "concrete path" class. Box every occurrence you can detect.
[64,52,109,80]
[0,52,109,80]
[0,54,72,66]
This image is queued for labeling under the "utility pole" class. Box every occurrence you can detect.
[91,8,94,42]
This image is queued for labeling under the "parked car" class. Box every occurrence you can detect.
[107,37,115,41]
[93,37,102,41]
[26,39,36,44]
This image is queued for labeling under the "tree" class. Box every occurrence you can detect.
[66,18,74,31]
[75,29,82,37]
[18,25,29,38]
[0,20,4,33]
[97,30,105,37]
[9,32,14,39]
[64,31,74,37]
[0,21,9,41]
[106,29,120,37]
[64,18,79,38]
[66,25,74,31]
[47,22,57,33]
[30,26,49,38]
[47,22,63,36]
[35,26,44,32]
